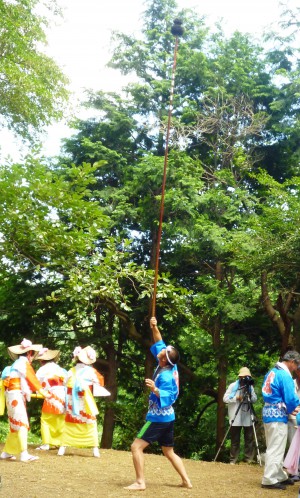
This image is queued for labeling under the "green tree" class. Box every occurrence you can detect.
[0,156,192,447]
[108,0,208,155]
[0,0,68,140]
[235,171,300,353]
[59,0,297,456]
[3,0,300,460]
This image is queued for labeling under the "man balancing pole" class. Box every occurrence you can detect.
[124,316,192,491]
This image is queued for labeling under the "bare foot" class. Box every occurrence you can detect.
[180,480,193,489]
[124,482,146,491]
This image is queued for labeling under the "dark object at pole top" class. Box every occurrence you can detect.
[171,18,184,37]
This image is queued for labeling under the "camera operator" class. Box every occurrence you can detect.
[261,350,300,490]
[223,367,257,464]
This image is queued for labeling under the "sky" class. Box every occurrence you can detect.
[0,0,293,161]
[45,0,282,94]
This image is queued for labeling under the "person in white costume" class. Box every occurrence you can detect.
[57,345,110,458]
[0,339,49,462]
[36,348,67,450]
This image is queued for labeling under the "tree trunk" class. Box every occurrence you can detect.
[292,302,300,352]
[100,341,118,448]
[261,270,291,354]
[213,261,227,453]
[100,314,118,449]
[216,354,227,455]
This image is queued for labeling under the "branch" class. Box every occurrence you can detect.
[100,296,198,381]
[261,270,285,337]
[193,399,217,428]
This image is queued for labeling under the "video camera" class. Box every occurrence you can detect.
[240,375,254,388]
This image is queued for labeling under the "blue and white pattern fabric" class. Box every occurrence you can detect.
[146,340,179,423]
[262,362,300,423]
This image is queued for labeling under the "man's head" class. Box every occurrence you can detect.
[157,345,180,367]
[282,350,300,373]
[238,367,253,388]
[238,367,251,378]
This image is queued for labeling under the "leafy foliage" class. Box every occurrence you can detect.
[2,0,300,461]
[0,0,68,139]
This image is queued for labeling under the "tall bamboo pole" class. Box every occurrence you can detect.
[152,19,184,317]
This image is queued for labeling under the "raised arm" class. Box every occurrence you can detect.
[150,316,162,344]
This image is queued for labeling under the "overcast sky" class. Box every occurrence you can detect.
[0,0,294,160]
[45,0,284,95]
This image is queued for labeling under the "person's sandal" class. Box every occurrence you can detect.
[20,455,39,462]
[0,452,16,460]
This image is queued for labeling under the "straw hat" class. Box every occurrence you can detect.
[76,346,97,365]
[8,338,43,361]
[238,367,251,377]
[36,348,60,362]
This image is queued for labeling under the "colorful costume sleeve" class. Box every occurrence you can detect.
[1,366,11,380]
[92,368,104,387]
[150,340,179,408]
[1,366,11,392]
[25,362,43,392]
[156,369,179,408]
[262,368,298,410]
[71,367,99,417]
[150,340,166,359]
[0,379,5,415]
[262,367,300,423]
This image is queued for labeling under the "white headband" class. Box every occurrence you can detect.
[166,345,175,366]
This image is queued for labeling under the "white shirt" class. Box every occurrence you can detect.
[223,381,257,426]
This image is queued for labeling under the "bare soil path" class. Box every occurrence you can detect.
[0,445,298,498]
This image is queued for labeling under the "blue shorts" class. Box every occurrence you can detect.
[137,421,174,447]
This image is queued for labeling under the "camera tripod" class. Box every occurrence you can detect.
[214,386,262,466]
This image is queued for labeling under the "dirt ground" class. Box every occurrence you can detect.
[0,444,299,498]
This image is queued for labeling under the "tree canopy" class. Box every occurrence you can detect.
[0,0,68,139]
[1,0,300,461]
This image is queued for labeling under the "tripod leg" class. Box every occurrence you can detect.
[214,399,244,462]
[213,423,232,462]
[248,402,262,466]
[251,421,262,466]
